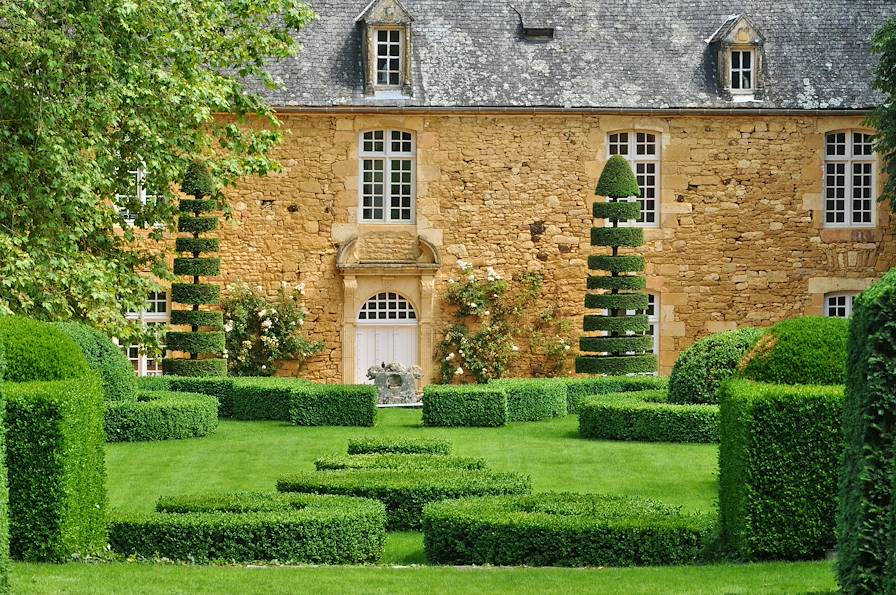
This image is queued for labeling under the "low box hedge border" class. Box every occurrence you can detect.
[562,375,668,414]
[289,384,377,427]
[422,385,508,427]
[347,437,452,456]
[105,390,218,442]
[277,469,531,530]
[578,390,719,443]
[315,454,488,472]
[109,492,386,564]
[423,492,717,567]
[488,379,567,422]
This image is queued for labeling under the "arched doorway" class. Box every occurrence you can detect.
[355,292,418,383]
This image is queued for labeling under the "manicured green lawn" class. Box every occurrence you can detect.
[11,408,838,592]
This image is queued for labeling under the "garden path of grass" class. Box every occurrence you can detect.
[15,409,839,592]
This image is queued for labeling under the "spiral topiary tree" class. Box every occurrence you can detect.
[162,162,226,377]
[576,155,657,375]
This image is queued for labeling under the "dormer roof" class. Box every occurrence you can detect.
[706,14,765,45]
[355,0,413,25]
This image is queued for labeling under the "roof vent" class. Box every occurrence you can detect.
[523,26,554,40]
[511,3,555,42]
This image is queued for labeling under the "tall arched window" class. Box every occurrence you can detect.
[824,130,876,227]
[359,130,415,223]
[607,131,660,227]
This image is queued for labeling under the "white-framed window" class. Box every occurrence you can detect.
[730,49,754,92]
[116,165,159,224]
[607,131,660,227]
[122,290,169,376]
[360,130,415,223]
[825,291,858,318]
[824,131,876,227]
[357,292,417,323]
[375,29,402,87]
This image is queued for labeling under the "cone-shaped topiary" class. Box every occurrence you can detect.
[163,162,225,377]
[576,156,657,376]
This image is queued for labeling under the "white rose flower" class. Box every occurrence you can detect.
[511,344,519,352]
[223,321,234,333]
[298,319,304,326]
[295,282,305,294]
[454,367,464,376]
[483,310,490,316]
[261,319,273,330]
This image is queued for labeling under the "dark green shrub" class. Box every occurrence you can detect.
[583,314,648,333]
[53,321,138,402]
[5,377,107,561]
[165,331,225,354]
[719,379,843,560]
[738,316,848,386]
[347,437,451,456]
[105,391,218,442]
[838,270,896,594]
[109,492,385,564]
[170,310,224,329]
[0,336,9,592]
[423,493,716,567]
[315,454,487,472]
[592,200,641,220]
[587,275,646,291]
[163,376,234,413]
[170,283,221,305]
[177,216,217,234]
[488,379,567,421]
[668,328,765,405]
[0,316,90,383]
[590,226,643,247]
[422,385,508,427]
[228,377,302,421]
[563,375,668,414]
[277,469,531,530]
[177,199,216,214]
[175,237,219,254]
[137,376,171,391]
[575,354,659,376]
[180,162,215,199]
[172,258,221,277]
[579,390,718,443]
[587,255,646,273]
[289,384,377,427]
[584,292,648,310]
[162,358,227,378]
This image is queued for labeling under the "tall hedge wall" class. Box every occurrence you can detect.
[838,269,896,594]
[0,335,9,593]
[5,377,107,561]
[719,379,843,561]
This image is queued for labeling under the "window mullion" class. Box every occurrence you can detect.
[385,157,393,223]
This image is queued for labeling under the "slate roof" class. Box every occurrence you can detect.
[259,0,894,110]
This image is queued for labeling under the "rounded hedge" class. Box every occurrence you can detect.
[585,292,649,311]
[277,469,531,530]
[178,216,218,234]
[109,491,386,564]
[171,283,221,305]
[165,331,225,354]
[315,454,488,472]
[587,275,646,291]
[173,258,221,277]
[596,155,641,199]
[347,437,452,456]
[423,492,715,567]
[575,354,657,375]
[162,358,227,377]
[583,314,648,333]
[588,255,646,273]
[0,317,91,383]
[105,390,219,442]
[591,227,644,247]
[53,321,137,402]
[175,238,220,254]
[738,316,849,386]
[668,327,765,405]
[170,310,224,329]
[592,201,641,221]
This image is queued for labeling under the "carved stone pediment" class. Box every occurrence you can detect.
[355,0,413,25]
[337,235,440,270]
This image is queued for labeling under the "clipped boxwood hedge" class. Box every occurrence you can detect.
[563,375,668,414]
[170,310,224,329]
[277,469,531,530]
[719,379,844,561]
[583,314,648,333]
[423,493,716,567]
[590,227,644,247]
[315,454,487,472]
[488,379,567,421]
[0,337,9,592]
[105,390,218,442]
[109,492,386,564]
[668,328,765,405]
[177,215,217,234]
[289,384,377,427]
[175,237,220,254]
[584,292,648,311]
[347,437,451,456]
[0,316,91,382]
[171,283,220,305]
[738,316,848,386]
[172,257,221,277]
[579,335,653,354]
[592,201,641,220]
[422,385,508,427]
[165,331,225,354]
[576,354,658,376]
[5,377,107,562]
[53,321,137,402]
[579,390,719,443]
[838,270,896,593]
[162,358,227,378]
[587,275,646,291]
[587,255,646,273]
[177,199,216,214]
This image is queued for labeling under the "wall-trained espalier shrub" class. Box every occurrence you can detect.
[277,469,531,530]
[423,493,716,567]
[109,492,386,564]
[838,269,896,594]
[163,161,226,377]
[576,155,656,376]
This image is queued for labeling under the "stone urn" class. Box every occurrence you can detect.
[366,362,423,405]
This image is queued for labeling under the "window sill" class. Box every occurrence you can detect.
[818,227,880,244]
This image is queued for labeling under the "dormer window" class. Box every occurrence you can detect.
[707,15,764,100]
[356,0,413,96]
[375,29,402,86]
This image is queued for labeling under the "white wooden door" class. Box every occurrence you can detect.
[355,292,418,384]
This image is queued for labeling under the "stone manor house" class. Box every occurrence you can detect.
[124,0,895,384]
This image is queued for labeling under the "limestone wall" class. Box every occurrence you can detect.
[213,112,893,379]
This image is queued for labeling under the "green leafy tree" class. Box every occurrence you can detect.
[163,163,226,377]
[0,0,315,346]
[576,155,657,375]
[870,18,896,208]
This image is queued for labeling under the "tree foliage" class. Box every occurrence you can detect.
[870,18,896,209]
[0,0,315,344]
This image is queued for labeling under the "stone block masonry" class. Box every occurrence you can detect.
[208,113,893,380]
